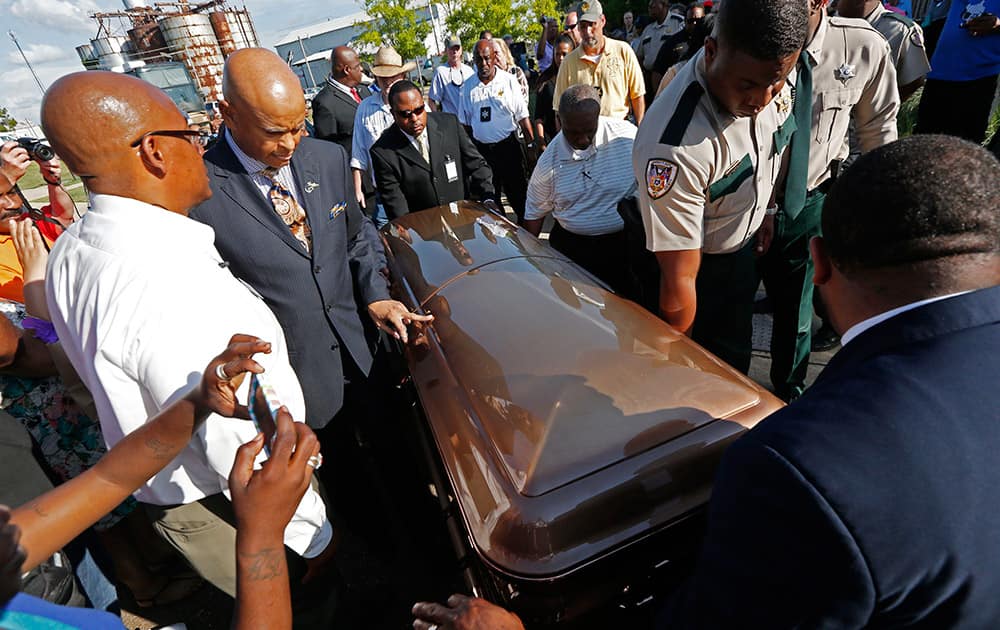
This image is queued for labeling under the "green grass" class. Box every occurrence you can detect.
[67,185,88,204]
[899,86,1000,147]
[17,162,82,191]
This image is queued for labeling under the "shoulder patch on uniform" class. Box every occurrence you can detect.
[910,26,925,47]
[646,159,678,199]
[882,10,916,27]
[659,81,704,146]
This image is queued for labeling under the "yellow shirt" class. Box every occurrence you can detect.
[553,38,645,120]
[0,237,25,303]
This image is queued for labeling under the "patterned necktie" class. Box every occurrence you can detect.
[782,52,814,221]
[350,87,362,104]
[260,167,311,253]
[417,133,430,164]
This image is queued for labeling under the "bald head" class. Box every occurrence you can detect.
[223,48,304,111]
[221,48,307,168]
[42,71,179,179]
[40,71,209,213]
[331,46,363,87]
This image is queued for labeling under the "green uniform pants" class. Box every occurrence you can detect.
[758,190,825,400]
[692,239,758,374]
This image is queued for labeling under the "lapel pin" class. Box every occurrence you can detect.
[305,181,320,193]
[330,202,347,219]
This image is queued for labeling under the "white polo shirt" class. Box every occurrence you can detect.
[458,70,529,144]
[525,116,637,235]
[46,194,332,558]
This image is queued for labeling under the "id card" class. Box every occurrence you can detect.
[445,157,459,183]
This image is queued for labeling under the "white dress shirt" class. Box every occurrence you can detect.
[46,194,332,558]
[840,291,973,346]
[525,116,637,235]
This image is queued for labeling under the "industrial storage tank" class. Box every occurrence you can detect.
[76,44,100,70]
[159,13,225,102]
[128,21,168,61]
[91,36,130,71]
[209,9,259,57]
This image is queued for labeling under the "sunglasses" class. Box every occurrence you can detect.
[129,129,211,148]
[394,104,426,119]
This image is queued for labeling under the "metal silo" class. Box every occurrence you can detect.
[209,8,259,57]
[128,21,168,62]
[159,12,226,102]
[76,44,100,70]
[91,36,130,71]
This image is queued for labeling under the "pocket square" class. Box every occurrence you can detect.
[329,202,347,219]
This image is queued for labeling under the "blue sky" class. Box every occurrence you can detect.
[1,0,361,125]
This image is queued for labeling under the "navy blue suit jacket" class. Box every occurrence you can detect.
[190,136,390,428]
[663,285,1000,628]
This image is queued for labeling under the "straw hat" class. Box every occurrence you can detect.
[371,46,417,77]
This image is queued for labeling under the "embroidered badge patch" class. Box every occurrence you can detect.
[646,159,678,199]
[329,202,347,219]
[305,181,320,193]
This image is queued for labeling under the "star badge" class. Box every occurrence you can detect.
[774,93,791,114]
[834,63,856,85]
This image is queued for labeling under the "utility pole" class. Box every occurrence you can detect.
[8,31,46,96]
[297,35,316,89]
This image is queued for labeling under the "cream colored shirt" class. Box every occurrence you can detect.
[554,38,645,120]
[635,13,685,71]
[633,49,794,255]
[804,16,900,190]
[866,4,931,88]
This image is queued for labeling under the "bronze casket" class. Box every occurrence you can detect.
[380,202,783,625]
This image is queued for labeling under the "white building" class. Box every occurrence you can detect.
[274,4,450,90]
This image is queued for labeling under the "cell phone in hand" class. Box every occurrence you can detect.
[248,372,281,456]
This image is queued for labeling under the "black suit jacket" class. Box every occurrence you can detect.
[311,82,371,157]
[190,136,390,428]
[370,112,495,220]
[662,285,1000,628]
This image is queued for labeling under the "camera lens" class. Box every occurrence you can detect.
[32,144,55,162]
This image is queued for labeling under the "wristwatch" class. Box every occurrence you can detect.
[765,204,779,216]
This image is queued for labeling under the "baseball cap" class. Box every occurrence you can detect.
[576,0,603,22]
[445,35,461,49]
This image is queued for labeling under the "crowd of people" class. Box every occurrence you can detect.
[0,0,997,627]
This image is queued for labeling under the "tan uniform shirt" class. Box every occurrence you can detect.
[804,16,900,190]
[636,14,685,71]
[866,4,931,88]
[554,38,645,120]
[633,49,794,255]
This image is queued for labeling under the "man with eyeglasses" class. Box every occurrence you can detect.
[650,4,712,90]
[428,36,475,116]
[371,80,495,220]
[40,69,337,624]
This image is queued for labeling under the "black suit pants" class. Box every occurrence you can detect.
[474,132,528,222]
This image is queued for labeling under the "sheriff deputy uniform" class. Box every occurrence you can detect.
[633,48,795,374]
[866,4,931,90]
[761,14,899,400]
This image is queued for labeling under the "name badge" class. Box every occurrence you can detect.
[444,156,459,182]
[480,106,492,122]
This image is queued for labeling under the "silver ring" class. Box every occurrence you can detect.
[307,453,323,469]
[215,363,230,381]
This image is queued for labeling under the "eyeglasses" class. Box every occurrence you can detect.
[130,129,211,148]
[685,16,703,24]
[393,104,426,119]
